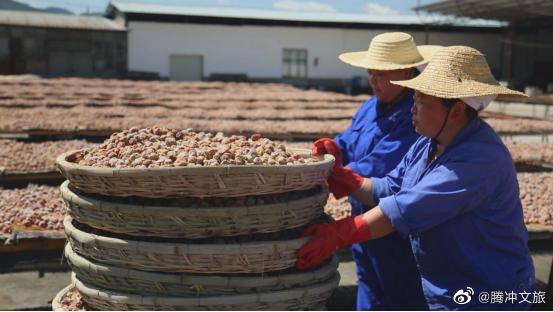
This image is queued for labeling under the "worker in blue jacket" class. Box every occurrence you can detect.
[298,46,535,310]
[313,32,440,309]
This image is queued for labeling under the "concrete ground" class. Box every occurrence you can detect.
[0,271,70,310]
[0,246,551,311]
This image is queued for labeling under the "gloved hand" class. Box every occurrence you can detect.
[312,138,343,165]
[296,215,371,270]
[312,138,364,199]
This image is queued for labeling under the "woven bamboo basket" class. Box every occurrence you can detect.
[61,180,328,238]
[55,148,334,198]
[64,217,309,274]
[52,284,75,311]
[73,272,339,310]
[65,244,339,297]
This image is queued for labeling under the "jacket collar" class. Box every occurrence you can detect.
[375,89,414,119]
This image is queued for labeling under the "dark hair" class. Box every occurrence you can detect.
[441,98,478,121]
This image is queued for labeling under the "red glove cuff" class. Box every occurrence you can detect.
[328,167,364,199]
[295,215,372,270]
[334,215,371,248]
[350,215,372,245]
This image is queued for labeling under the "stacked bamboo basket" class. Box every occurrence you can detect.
[52,145,340,310]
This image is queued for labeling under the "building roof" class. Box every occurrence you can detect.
[108,1,504,29]
[415,0,553,22]
[0,10,126,31]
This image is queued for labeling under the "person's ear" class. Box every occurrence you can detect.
[405,68,416,79]
[451,101,466,119]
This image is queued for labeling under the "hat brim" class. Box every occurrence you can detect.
[339,45,442,70]
[391,75,527,98]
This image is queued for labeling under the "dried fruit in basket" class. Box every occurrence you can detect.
[74,127,318,168]
[60,287,89,311]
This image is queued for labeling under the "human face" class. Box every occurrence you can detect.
[368,69,413,103]
[411,91,450,138]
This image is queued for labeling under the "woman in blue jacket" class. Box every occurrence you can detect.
[314,32,440,310]
[299,46,535,310]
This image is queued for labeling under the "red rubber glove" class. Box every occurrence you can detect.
[296,215,371,270]
[312,138,364,199]
[327,166,365,199]
[312,138,343,165]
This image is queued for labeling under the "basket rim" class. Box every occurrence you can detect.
[61,179,328,215]
[56,148,335,177]
[73,272,340,306]
[52,284,75,311]
[65,243,339,286]
[64,216,310,253]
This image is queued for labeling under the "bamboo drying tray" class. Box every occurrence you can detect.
[61,180,328,238]
[56,148,334,198]
[64,217,310,274]
[65,244,339,297]
[73,272,339,310]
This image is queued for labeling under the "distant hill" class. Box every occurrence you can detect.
[44,6,73,15]
[0,0,41,11]
[0,0,73,14]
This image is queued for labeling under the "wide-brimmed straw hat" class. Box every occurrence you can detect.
[391,45,527,98]
[338,32,442,70]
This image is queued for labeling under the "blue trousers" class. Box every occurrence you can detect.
[351,201,428,310]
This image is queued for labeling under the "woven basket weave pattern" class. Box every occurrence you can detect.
[74,274,339,311]
[62,180,329,238]
[56,149,334,198]
[65,217,309,274]
[66,244,339,297]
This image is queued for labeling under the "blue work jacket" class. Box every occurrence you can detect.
[335,90,428,310]
[373,117,535,310]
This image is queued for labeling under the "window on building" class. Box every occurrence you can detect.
[283,49,307,78]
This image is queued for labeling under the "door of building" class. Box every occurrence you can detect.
[169,54,203,81]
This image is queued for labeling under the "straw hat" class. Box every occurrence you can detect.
[339,32,441,70]
[391,46,527,98]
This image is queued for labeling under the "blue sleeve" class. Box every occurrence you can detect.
[370,137,421,201]
[379,159,494,235]
[335,99,372,165]
[335,129,352,165]
[346,118,418,178]
[371,158,406,201]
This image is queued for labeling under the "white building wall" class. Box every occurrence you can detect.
[128,21,503,80]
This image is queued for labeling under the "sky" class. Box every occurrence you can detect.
[14,0,438,16]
